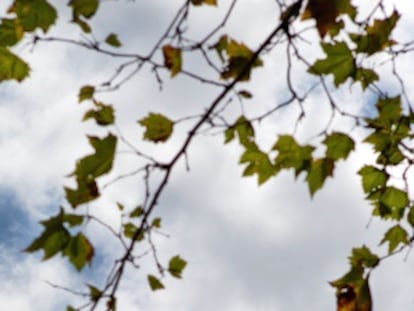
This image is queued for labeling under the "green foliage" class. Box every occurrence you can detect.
[78,85,95,103]
[380,224,409,253]
[168,255,187,279]
[65,134,117,207]
[25,208,93,271]
[0,47,30,82]
[139,113,174,143]
[68,0,99,33]
[105,33,122,48]
[0,19,24,47]
[83,102,115,126]
[8,0,57,32]
[323,132,355,160]
[213,36,262,81]
[147,275,164,291]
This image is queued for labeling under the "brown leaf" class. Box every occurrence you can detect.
[302,0,338,37]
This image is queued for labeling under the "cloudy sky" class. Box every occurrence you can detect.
[1,0,414,310]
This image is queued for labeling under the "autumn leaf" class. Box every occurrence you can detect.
[162,45,182,77]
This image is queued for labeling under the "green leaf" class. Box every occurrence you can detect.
[72,134,117,180]
[139,113,174,143]
[168,255,187,279]
[162,45,182,77]
[68,0,99,19]
[240,148,275,185]
[323,132,355,160]
[0,19,24,47]
[78,85,95,102]
[358,165,388,193]
[25,209,71,259]
[226,116,255,148]
[63,233,94,271]
[380,186,408,210]
[152,218,161,229]
[65,179,99,208]
[88,284,102,302]
[349,246,379,268]
[351,10,400,55]
[238,90,253,99]
[308,41,355,86]
[355,67,379,90]
[63,213,84,227]
[380,224,409,253]
[123,222,144,241]
[408,207,414,228]
[83,102,115,126]
[273,135,314,177]
[306,158,334,196]
[8,0,57,33]
[105,33,122,47]
[130,206,143,218]
[0,47,30,82]
[66,306,76,311]
[147,275,165,291]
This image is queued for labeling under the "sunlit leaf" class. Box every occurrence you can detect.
[147,274,165,291]
[168,255,187,279]
[162,45,182,77]
[139,113,174,143]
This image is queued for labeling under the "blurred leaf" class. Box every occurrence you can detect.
[68,0,99,18]
[306,158,334,196]
[302,0,339,37]
[349,246,379,268]
[323,132,355,160]
[238,90,253,99]
[380,224,409,253]
[358,165,388,194]
[105,33,122,47]
[63,233,94,271]
[78,85,95,102]
[191,0,217,6]
[123,222,144,241]
[308,41,355,86]
[130,206,143,218]
[88,284,102,302]
[65,179,99,208]
[355,67,379,90]
[72,134,117,180]
[8,0,57,32]
[240,148,275,185]
[0,47,30,82]
[147,274,164,291]
[83,102,115,126]
[351,10,400,55]
[162,45,182,77]
[152,218,161,229]
[139,113,174,143]
[168,255,187,279]
[408,207,414,228]
[66,306,76,311]
[0,19,24,47]
[273,135,314,177]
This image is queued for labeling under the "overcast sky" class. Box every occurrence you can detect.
[1,0,414,310]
